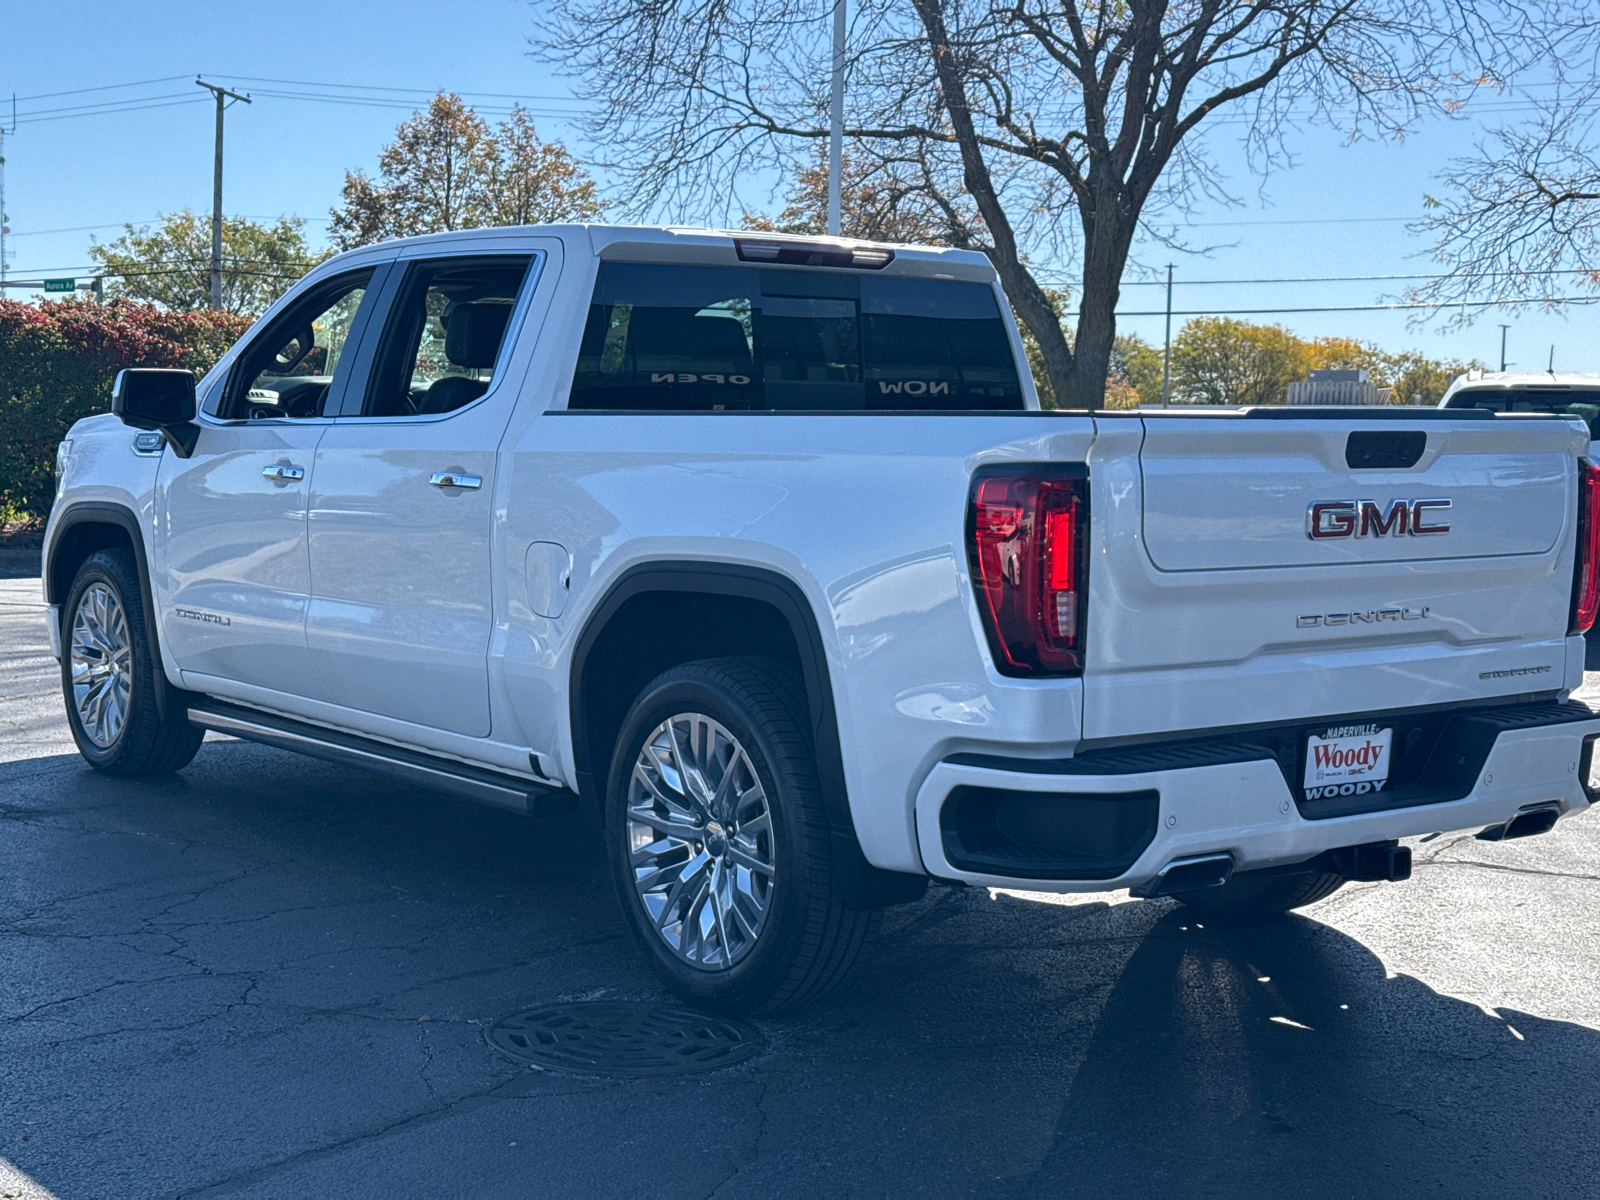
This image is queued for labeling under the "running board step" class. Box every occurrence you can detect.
[186,700,577,818]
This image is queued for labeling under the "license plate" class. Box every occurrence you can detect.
[1303,723,1392,800]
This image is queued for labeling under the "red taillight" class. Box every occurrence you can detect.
[1572,459,1600,634]
[968,468,1088,675]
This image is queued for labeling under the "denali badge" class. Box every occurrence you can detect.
[175,608,231,626]
[1307,499,1451,540]
[1298,608,1431,628]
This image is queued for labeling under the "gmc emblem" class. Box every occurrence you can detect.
[1306,499,1451,540]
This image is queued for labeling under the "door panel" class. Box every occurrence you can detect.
[153,265,384,703]
[304,252,537,737]
[156,423,332,699]
[306,430,500,735]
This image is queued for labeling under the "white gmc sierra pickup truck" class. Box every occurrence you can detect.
[43,225,1600,1014]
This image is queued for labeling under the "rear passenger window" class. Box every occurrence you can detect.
[360,255,533,418]
[567,263,1024,411]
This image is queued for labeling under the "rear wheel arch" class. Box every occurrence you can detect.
[568,561,927,909]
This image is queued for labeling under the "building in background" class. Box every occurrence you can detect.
[1286,369,1395,406]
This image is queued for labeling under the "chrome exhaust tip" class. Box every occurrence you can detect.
[1131,852,1234,898]
[1477,801,1561,842]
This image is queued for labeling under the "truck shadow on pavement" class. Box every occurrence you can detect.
[3,741,1598,1196]
[998,907,1600,1197]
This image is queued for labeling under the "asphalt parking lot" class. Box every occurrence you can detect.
[3,556,1598,1198]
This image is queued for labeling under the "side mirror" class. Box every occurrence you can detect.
[111,369,200,457]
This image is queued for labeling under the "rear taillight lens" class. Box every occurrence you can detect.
[1572,458,1600,634]
[968,467,1088,675]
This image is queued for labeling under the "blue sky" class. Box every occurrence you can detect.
[3,0,1596,372]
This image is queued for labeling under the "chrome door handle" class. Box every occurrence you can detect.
[262,464,305,482]
[429,472,482,490]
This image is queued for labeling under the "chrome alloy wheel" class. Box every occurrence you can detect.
[626,712,776,971]
[70,582,133,748]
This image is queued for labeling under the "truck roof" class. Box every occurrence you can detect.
[1440,370,1600,405]
[315,222,998,282]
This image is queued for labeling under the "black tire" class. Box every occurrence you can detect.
[60,549,204,776]
[1175,869,1346,919]
[605,657,875,1015]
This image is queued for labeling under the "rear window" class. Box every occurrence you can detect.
[567,263,1024,411]
[1446,387,1600,426]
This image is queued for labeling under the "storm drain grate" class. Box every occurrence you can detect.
[487,1001,764,1078]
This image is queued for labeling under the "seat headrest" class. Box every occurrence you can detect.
[445,303,514,369]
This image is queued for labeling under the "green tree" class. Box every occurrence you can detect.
[1171,317,1315,406]
[87,210,322,316]
[1110,335,1164,408]
[330,93,606,249]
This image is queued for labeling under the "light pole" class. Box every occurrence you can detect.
[826,0,845,236]
[195,78,251,312]
[1160,264,1174,406]
[1498,323,1510,373]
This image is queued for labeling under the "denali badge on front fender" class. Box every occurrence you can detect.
[1307,499,1451,540]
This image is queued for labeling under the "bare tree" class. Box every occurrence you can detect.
[537,0,1565,408]
[1407,97,1600,325]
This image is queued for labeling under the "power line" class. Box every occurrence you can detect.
[1113,268,1598,287]
[9,75,192,103]
[15,97,211,125]
[6,74,588,127]
[1147,214,1415,229]
[1115,298,1600,317]
[210,75,581,104]
[15,91,198,119]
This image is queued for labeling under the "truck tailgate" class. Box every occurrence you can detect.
[1081,412,1588,743]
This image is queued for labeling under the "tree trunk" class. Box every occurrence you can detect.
[1014,292,1075,408]
[1067,199,1136,410]
[1069,286,1118,410]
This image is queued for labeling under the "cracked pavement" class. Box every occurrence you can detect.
[2,558,1599,1197]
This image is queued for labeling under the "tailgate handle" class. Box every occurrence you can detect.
[1347,430,1425,470]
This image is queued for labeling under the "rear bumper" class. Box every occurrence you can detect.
[913,701,1600,891]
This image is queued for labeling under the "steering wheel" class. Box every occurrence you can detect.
[272,325,317,374]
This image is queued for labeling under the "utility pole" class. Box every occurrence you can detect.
[1160,264,1174,407]
[0,126,9,286]
[1498,323,1510,373]
[826,0,845,236]
[195,78,250,311]
[0,96,16,286]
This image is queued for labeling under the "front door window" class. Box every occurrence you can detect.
[225,272,372,420]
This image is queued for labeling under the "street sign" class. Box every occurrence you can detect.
[43,278,75,293]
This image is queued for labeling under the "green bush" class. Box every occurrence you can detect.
[0,299,251,519]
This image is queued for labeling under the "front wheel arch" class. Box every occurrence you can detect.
[46,503,190,722]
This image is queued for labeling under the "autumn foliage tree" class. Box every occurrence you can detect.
[741,143,974,245]
[330,93,606,248]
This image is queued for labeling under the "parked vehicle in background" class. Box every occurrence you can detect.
[42,225,1600,1015]
[1440,371,1600,439]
